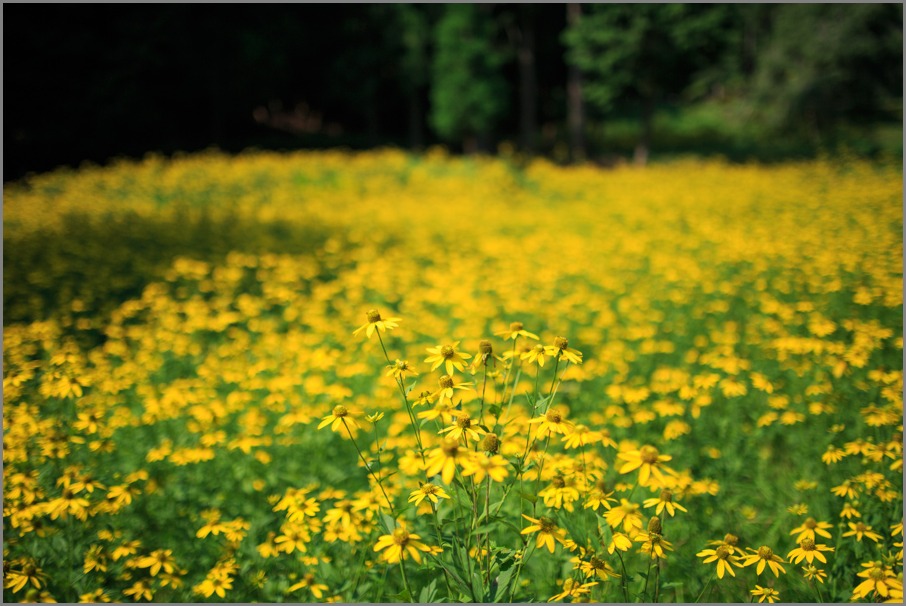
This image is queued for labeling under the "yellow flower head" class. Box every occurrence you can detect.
[353,309,401,339]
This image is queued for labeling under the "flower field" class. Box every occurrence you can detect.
[3,149,903,603]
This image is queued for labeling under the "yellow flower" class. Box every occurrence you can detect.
[544,336,583,364]
[521,515,567,553]
[425,438,467,484]
[373,524,432,564]
[528,407,575,436]
[750,585,780,603]
[789,517,833,542]
[638,531,674,559]
[617,444,675,487]
[3,559,46,593]
[353,309,400,339]
[424,342,472,375]
[801,564,827,583]
[562,424,601,449]
[607,532,634,554]
[287,573,329,598]
[521,343,551,367]
[317,405,361,434]
[438,411,485,443]
[460,453,509,483]
[193,575,234,598]
[135,549,176,576]
[786,538,834,564]
[123,580,153,601]
[386,359,418,380]
[642,489,687,517]
[842,522,883,542]
[538,474,581,511]
[840,502,861,519]
[547,578,597,602]
[739,546,786,577]
[573,553,620,581]
[407,483,450,507]
[496,321,539,341]
[696,545,740,579]
[584,481,616,511]
[851,561,902,600]
[432,374,473,405]
[603,499,644,534]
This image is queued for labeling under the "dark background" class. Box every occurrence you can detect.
[4,3,903,181]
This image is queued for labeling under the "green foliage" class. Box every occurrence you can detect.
[429,4,509,144]
[749,4,903,136]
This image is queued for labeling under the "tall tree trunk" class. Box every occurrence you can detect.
[566,4,586,162]
[517,8,537,154]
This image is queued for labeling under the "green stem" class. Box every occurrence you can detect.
[694,574,714,603]
[376,330,428,467]
[653,556,661,603]
[479,363,489,425]
[398,559,414,603]
[343,419,395,517]
[616,549,631,603]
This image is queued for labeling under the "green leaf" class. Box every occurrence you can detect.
[418,579,439,603]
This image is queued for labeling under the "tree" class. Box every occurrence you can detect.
[748,4,903,139]
[430,4,509,153]
[563,4,736,164]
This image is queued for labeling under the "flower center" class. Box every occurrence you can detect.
[590,556,604,569]
[539,517,557,533]
[392,528,410,546]
[855,523,867,532]
[510,321,524,331]
[545,410,562,423]
[868,566,886,581]
[366,309,381,323]
[442,440,460,457]
[648,516,662,534]
[422,484,438,495]
[479,339,493,354]
[482,433,500,453]
[659,489,673,503]
[456,413,472,429]
[724,533,738,546]
[438,375,454,389]
[800,538,816,551]
[640,445,660,464]
[552,475,566,488]
[804,517,817,529]
[440,345,455,359]
[554,336,569,350]
[332,405,348,418]
[757,546,774,559]
[716,546,730,559]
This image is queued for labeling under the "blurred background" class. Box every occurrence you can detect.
[5,3,903,181]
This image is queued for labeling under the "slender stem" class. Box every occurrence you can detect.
[616,549,631,603]
[813,579,825,603]
[694,574,714,603]
[643,552,653,598]
[398,559,414,603]
[479,363,489,425]
[653,556,661,602]
[484,476,492,588]
[430,507,455,598]
[343,419,395,516]
[547,357,561,397]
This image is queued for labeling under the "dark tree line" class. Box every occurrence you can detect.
[4,3,902,179]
